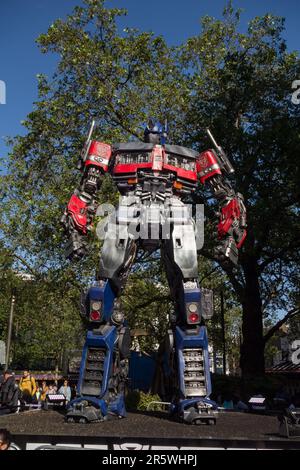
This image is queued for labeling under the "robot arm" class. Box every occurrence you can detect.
[196,130,247,265]
[62,124,113,260]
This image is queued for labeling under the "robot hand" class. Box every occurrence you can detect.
[216,193,247,265]
[64,231,88,261]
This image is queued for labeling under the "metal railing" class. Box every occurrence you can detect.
[146,401,171,411]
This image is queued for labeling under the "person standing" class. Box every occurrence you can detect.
[0,371,18,416]
[34,381,41,403]
[40,381,49,402]
[58,379,71,403]
[71,383,77,400]
[19,370,36,403]
[48,383,57,395]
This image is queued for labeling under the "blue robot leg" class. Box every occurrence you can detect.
[66,316,130,423]
[172,324,217,424]
[66,221,135,423]
[161,299,217,425]
[161,219,217,424]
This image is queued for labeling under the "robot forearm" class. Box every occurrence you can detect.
[61,188,97,261]
[62,133,113,260]
[215,182,247,264]
[217,189,247,247]
[197,149,247,265]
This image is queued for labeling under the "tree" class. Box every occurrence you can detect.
[0,0,185,365]
[10,276,83,370]
[179,4,300,374]
[0,0,299,375]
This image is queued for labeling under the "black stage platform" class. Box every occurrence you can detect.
[1,410,300,449]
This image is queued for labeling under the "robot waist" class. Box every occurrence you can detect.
[116,198,192,226]
[112,170,197,197]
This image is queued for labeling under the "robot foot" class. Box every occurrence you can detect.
[66,403,104,424]
[173,398,218,425]
[65,393,126,424]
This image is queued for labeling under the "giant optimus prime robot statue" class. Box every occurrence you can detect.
[62,120,247,424]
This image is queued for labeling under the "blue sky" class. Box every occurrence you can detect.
[0,0,299,162]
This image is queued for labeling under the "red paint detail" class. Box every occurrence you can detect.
[163,164,198,181]
[67,194,87,234]
[88,141,112,159]
[197,150,218,172]
[113,159,197,183]
[176,167,198,181]
[237,229,247,249]
[90,310,101,321]
[151,146,163,171]
[113,163,153,174]
[218,199,241,238]
[197,150,222,184]
[188,313,200,323]
[85,141,111,172]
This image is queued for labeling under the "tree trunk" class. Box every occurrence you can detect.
[240,256,265,375]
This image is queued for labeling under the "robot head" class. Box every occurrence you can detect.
[144,119,168,144]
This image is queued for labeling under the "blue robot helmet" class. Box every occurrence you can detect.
[144,119,167,144]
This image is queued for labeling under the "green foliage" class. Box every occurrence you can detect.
[122,257,171,352]
[138,391,163,411]
[125,390,163,411]
[180,4,300,373]
[0,268,83,369]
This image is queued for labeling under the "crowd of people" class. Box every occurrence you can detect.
[0,369,74,416]
[216,390,300,412]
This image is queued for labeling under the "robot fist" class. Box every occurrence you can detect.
[215,236,239,266]
[65,231,88,261]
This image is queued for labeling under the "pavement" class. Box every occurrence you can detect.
[0,409,294,441]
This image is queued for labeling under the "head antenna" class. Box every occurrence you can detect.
[206,128,235,175]
[79,120,96,168]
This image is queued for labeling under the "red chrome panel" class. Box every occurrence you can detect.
[197,150,222,184]
[86,141,112,171]
[88,141,112,159]
[67,194,88,234]
[218,198,241,238]
[113,162,153,174]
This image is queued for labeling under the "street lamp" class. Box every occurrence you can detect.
[5,288,16,369]
[220,290,226,375]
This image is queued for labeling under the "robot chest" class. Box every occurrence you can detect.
[112,147,198,193]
